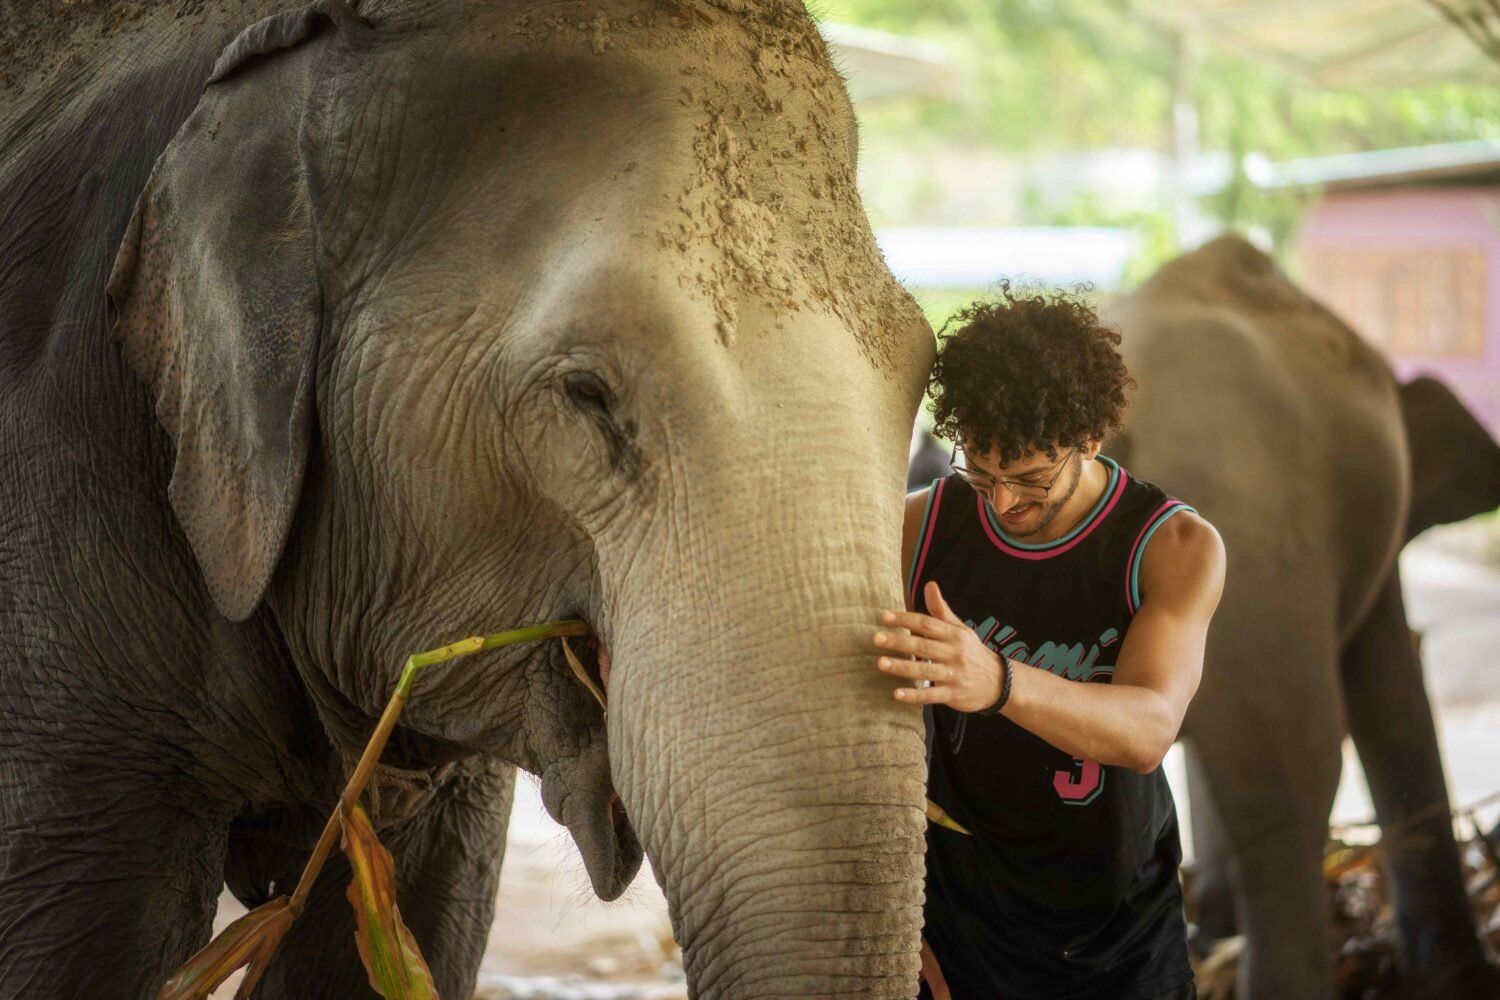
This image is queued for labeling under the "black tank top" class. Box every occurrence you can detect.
[909,457,1195,1000]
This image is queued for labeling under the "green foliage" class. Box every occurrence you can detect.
[832,0,1500,153]
[826,0,1500,271]
[912,287,987,332]
[830,0,1174,151]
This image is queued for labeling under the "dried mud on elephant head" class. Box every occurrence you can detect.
[511,0,914,362]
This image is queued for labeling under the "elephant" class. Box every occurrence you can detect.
[1104,235,1500,1000]
[0,1,936,996]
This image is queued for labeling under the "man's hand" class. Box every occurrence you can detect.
[920,935,951,999]
[875,581,1004,714]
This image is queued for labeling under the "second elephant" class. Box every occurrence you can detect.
[1107,235,1500,1000]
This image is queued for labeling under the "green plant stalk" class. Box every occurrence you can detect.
[285,619,589,916]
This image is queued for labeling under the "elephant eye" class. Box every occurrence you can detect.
[564,371,614,416]
[561,369,641,478]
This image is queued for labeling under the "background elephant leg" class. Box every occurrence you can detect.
[1183,739,1238,945]
[1191,621,1344,1000]
[0,763,226,998]
[1341,568,1500,998]
[242,758,515,999]
[1217,759,1340,999]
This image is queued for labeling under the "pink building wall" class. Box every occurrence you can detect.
[1295,185,1500,435]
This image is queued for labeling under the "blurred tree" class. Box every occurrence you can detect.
[819,0,1500,270]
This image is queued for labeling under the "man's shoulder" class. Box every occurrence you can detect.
[1114,467,1211,551]
[901,484,936,576]
[1148,508,1219,555]
[1137,510,1226,612]
[905,483,934,518]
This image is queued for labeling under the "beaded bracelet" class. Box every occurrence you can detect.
[972,655,1013,717]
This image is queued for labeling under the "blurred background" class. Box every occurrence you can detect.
[838,0,1500,436]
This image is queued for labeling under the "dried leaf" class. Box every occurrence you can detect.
[926,798,971,835]
[341,801,439,1000]
[159,897,293,1000]
[1198,805,1500,995]
[1323,844,1379,882]
[561,636,607,716]
[1194,935,1242,1000]
[233,950,274,1000]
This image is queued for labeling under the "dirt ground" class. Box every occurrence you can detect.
[470,793,684,1000]
[207,517,1500,998]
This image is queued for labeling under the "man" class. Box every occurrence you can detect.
[873,287,1225,1000]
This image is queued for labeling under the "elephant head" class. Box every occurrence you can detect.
[106,0,932,994]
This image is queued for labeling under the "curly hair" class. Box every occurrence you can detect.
[929,283,1134,466]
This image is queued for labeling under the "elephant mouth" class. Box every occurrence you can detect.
[542,764,643,902]
[602,790,642,896]
[547,630,643,901]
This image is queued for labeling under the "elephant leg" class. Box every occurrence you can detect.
[1191,615,1344,1000]
[1183,738,1237,945]
[241,757,515,999]
[1341,567,1500,999]
[1215,751,1340,999]
[0,760,226,998]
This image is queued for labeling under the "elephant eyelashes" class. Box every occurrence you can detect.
[564,370,615,416]
[563,370,641,477]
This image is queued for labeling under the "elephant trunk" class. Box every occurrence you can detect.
[606,491,928,998]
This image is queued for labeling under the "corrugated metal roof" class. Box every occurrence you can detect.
[1246,138,1500,189]
[1148,0,1500,85]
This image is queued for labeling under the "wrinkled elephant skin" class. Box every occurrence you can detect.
[0,2,933,997]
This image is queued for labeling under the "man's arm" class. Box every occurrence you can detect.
[1000,512,1224,772]
[875,512,1225,774]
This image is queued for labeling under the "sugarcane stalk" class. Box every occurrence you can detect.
[286,619,588,916]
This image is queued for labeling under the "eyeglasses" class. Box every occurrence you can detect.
[949,443,1077,502]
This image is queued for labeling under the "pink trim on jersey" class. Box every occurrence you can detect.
[1125,499,1186,613]
[978,467,1128,561]
[907,478,948,608]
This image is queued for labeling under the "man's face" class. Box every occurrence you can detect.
[956,443,1084,538]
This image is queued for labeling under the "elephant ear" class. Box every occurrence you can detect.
[1398,375,1500,542]
[107,1,365,622]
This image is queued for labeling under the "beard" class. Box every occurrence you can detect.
[1009,456,1084,539]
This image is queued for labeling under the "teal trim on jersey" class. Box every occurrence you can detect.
[905,480,942,594]
[1129,504,1197,610]
[985,455,1121,550]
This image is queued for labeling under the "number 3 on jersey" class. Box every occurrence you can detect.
[1054,757,1104,805]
